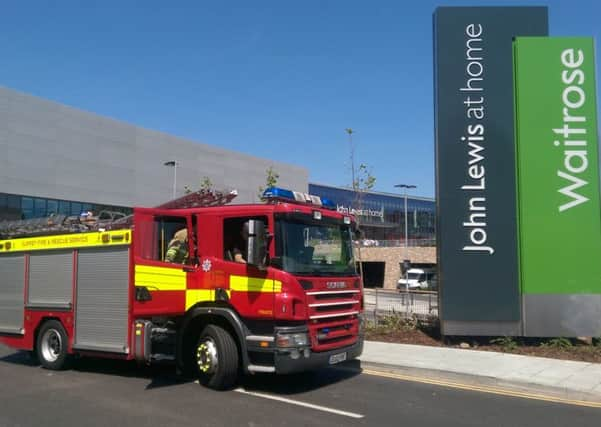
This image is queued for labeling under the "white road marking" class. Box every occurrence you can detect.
[234,388,364,419]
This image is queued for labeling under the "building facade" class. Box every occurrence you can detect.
[0,87,308,221]
[309,183,436,244]
[309,184,436,289]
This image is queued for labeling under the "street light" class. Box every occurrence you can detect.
[164,160,178,199]
[345,128,356,190]
[394,184,417,305]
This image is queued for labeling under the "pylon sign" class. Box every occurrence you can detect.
[514,37,601,336]
[433,7,548,335]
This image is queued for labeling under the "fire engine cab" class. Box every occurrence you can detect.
[0,187,364,389]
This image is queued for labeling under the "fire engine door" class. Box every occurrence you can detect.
[215,216,276,318]
[132,213,191,316]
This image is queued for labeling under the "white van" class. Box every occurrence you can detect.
[397,268,430,290]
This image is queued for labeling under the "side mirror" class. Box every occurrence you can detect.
[247,219,267,269]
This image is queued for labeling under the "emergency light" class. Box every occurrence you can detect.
[262,187,336,210]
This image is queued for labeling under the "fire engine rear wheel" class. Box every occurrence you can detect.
[36,320,70,370]
[195,324,239,390]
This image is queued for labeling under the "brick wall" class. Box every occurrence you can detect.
[355,246,436,289]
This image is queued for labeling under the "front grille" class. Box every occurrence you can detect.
[305,289,361,351]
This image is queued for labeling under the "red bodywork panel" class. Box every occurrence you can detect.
[1,201,363,357]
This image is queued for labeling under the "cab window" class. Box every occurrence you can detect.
[139,216,189,264]
[223,216,267,263]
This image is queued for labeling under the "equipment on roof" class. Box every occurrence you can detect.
[262,187,336,210]
[0,188,238,239]
[156,189,238,210]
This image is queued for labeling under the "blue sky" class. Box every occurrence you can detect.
[1,1,600,198]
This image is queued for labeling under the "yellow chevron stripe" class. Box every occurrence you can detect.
[185,289,232,310]
[135,264,186,291]
[229,275,282,293]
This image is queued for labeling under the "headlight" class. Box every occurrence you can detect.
[276,332,309,348]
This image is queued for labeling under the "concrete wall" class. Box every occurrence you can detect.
[356,246,436,290]
[0,87,308,207]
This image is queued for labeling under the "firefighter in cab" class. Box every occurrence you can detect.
[165,228,188,263]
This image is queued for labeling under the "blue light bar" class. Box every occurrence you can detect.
[320,197,336,210]
[262,187,295,200]
[262,187,337,210]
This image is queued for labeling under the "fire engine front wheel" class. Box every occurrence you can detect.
[36,320,70,370]
[195,325,239,390]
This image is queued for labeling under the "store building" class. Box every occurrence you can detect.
[308,183,436,244]
[0,87,308,221]
[309,183,437,289]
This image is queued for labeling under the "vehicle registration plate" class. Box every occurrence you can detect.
[329,352,347,364]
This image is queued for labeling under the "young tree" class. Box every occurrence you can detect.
[184,176,213,194]
[345,129,376,287]
[258,166,280,200]
[199,176,213,192]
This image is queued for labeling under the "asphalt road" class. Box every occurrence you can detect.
[0,344,599,427]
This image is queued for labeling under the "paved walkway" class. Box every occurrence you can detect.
[360,341,601,402]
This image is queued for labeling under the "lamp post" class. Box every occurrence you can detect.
[164,160,178,199]
[394,184,416,308]
[345,128,356,189]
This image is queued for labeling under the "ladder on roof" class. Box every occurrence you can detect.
[156,189,238,210]
[0,188,238,239]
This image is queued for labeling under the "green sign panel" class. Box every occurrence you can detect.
[514,37,601,295]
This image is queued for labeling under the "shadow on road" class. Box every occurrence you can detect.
[0,350,38,366]
[73,357,192,390]
[0,349,190,390]
[1,349,363,394]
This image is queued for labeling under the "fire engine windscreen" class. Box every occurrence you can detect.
[274,217,355,276]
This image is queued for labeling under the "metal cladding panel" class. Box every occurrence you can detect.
[75,247,130,353]
[28,251,73,306]
[523,294,601,337]
[0,87,309,207]
[0,255,25,333]
[433,7,548,327]
[441,321,521,336]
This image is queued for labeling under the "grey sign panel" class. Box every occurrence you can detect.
[523,294,601,337]
[28,251,73,308]
[0,254,25,334]
[75,247,130,353]
[434,7,548,328]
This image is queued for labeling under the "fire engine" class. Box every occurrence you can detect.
[0,187,364,389]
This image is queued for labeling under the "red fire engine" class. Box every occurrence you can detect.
[0,187,364,389]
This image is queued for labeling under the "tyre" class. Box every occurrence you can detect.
[36,320,70,370]
[195,324,239,390]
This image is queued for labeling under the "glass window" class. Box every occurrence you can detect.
[274,215,355,276]
[47,200,58,215]
[70,202,82,216]
[0,193,7,208]
[34,198,46,217]
[137,216,189,264]
[7,195,20,210]
[58,201,70,215]
[22,197,33,219]
[223,216,267,263]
